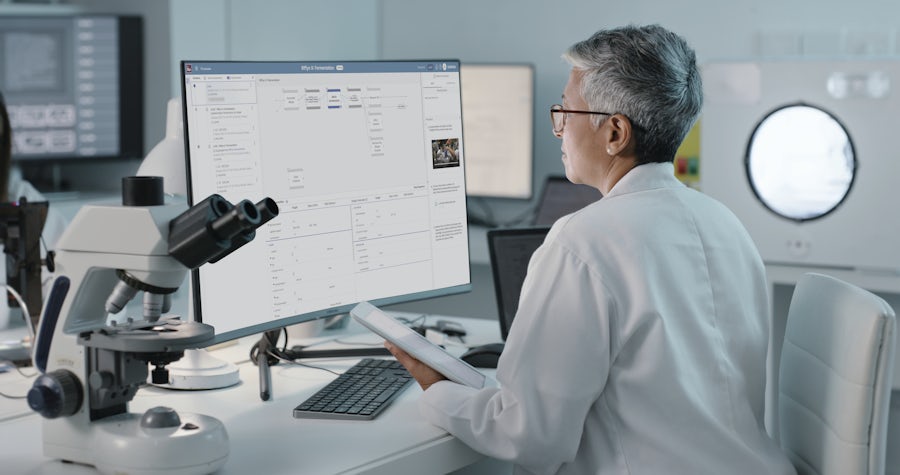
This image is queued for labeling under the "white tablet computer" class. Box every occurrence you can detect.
[350,301,487,389]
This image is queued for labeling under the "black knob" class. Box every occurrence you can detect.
[140,406,182,429]
[28,370,83,419]
[151,365,170,385]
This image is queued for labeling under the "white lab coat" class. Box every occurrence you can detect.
[420,163,796,475]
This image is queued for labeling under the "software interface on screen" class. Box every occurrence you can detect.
[0,16,142,161]
[460,64,534,199]
[182,60,471,343]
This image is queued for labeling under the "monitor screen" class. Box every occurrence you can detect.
[182,60,472,344]
[0,15,143,162]
[460,63,534,199]
[532,175,603,226]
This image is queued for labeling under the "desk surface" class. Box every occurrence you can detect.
[0,314,503,474]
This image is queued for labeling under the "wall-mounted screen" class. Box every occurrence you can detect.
[0,15,143,162]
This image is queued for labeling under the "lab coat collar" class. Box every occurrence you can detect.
[605,162,681,198]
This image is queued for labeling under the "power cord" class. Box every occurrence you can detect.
[0,363,38,399]
[249,327,288,367]
[5,284,31,331]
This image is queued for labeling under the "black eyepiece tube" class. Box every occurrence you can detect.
[207,198,280,264]
[169,194,240,269]
[209,200,260,241]
[256,198,279,226]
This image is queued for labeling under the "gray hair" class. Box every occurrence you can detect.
[563,24,702,164]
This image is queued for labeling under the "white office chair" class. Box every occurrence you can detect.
[779,273,896,475]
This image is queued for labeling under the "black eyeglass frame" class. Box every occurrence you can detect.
[550,104,612,135]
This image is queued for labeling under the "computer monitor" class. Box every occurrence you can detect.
[487,226,549,340]
[182,60,472,344]
[460,63,534,199]
[532,175,603,226]
[0,15,143,162]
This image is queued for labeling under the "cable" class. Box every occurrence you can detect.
[267,352,340,376]
[0,364,37,399]
[250,328,344,376]
[331,338,385,347]
[249,327,287,367]
[0,390,27,400]
[16,366,36,378]
[5,284,30,328]
[395,313,427,326]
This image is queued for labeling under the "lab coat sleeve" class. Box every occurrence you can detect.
[419,241,612,474]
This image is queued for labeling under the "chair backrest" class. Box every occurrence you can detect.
[779,272,896,475]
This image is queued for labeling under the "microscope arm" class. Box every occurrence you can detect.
[33,276,71,373]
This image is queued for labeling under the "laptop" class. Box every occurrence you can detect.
[532,175,603,226]
[487,226,551,341]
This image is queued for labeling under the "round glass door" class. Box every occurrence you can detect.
[745,104,856,222]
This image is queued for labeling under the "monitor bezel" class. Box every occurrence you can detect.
[180,59,473,345]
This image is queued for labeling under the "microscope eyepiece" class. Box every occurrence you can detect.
[168,194,279,269]
[209,199,260,241]
[256,198,279,225]
[207,198,280,264]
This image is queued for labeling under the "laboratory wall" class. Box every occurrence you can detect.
[168,0,380,98]
[379,0,900,221]
[11,0,897,196]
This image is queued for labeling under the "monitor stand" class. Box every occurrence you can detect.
[153,348,240,390]
[251,326,392,402]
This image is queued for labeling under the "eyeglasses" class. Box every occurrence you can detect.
[550,104,612,135]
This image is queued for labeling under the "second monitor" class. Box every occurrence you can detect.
[460,63,534,200]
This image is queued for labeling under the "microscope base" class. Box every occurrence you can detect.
[153,348,241,390]
[48,411,229,475]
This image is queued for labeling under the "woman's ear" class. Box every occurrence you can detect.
[605,114,634,156]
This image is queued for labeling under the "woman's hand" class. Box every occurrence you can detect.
[384,341,447,391]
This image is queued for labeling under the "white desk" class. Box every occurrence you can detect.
[0,314,507,474]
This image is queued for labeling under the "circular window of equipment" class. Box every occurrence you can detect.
[745,103,856,222]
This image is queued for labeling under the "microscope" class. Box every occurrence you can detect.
[26,176,278,475]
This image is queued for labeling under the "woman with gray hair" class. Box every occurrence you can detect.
[388,24,795,475]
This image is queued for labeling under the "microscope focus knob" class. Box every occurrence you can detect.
[140,406,182,429]
[27,370,83,419]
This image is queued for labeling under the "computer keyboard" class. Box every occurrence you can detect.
[292,358,413,421]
